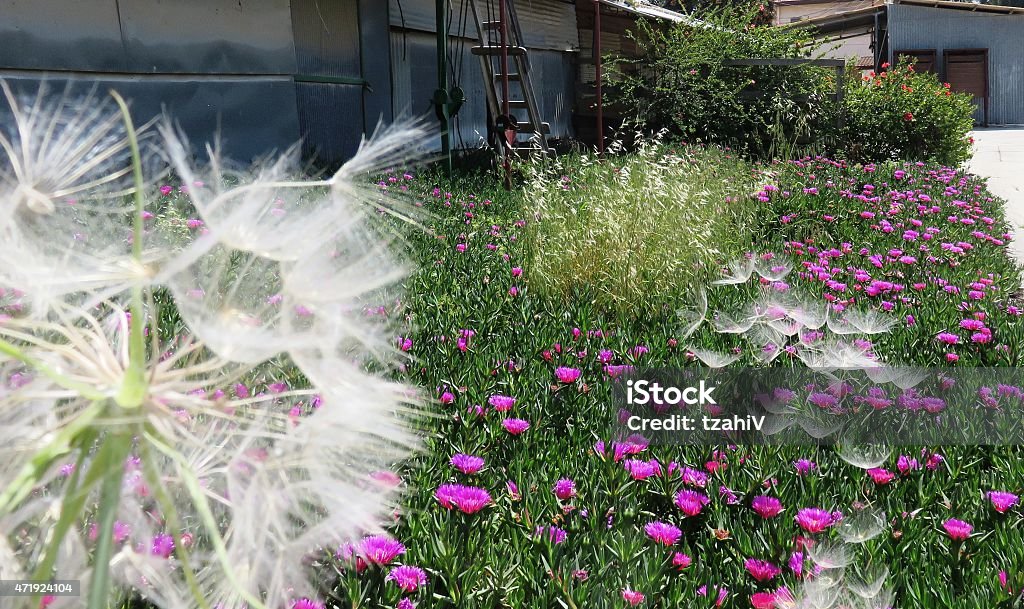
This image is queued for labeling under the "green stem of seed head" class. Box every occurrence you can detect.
[110,90,148,409]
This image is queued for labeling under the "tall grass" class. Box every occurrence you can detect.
[522,137,760,314]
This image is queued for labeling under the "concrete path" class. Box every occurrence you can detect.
[969,127,1024,266]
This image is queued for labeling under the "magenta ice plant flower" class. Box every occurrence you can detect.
[435,484,492,514]
[553,478,577,501]
[752,496,784,519]
[554,366,582,383]
[989,491,1019,513]
[795,508,837,534]
[745,558,782,582]
[386,565,428,593]
[621,589,645,606]
[502,418,530,435]
[675,490,710,516]
[644,521,682,545]
[943,518,973,541]
[450,453,485,475]
[356,535,406,566]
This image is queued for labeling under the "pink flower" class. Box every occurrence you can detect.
[553,478,577,501]
[151,534,174,558]
[398,599,416,609]
[988,491,1019,513]
[292,599,325,609]
[943,518,973,541]
[752,496,784,518]
[751,592,776,609]
[674,490,710,516]
[867,468,896,485]
[488,394,515,411]
[356,535,406,565]
[745,558,781,582]
[386,565,428,593]
[937,332,960,345]
[511,266,523,277]
[159,185,174,196]
[555,367,582,383]
[535,525,568,544]
[621,589,645,606]
[623,458,661,480]
[795,508,836,534]
[793,459,817,475]
[672,552,693,569]
[502,418,530,435]
[435,484,492,514]
[456,243,467,253]
[644,521,682,545]
[440,391,455,405]
[450,453,485,475]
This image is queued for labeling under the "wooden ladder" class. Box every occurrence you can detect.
[468,0,551,157]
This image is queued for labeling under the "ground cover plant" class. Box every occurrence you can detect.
[330,151,1024,609]
[4,85,1024,609]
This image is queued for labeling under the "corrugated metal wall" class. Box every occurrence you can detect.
[0,0,301,160]
[888,4,1024,125]
[389,0,579,50]
[389,0,578,148]
[390,31,575,149]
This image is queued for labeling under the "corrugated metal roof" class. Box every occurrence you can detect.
[896,0,1024,15]
[389,0,578,51]
[598,0,690,22]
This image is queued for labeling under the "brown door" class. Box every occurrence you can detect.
[945,49,988,126]
[896,49,937,74]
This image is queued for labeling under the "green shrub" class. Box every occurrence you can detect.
[521,138,759,314]
[837,59,976,166]
[609,8,836,158]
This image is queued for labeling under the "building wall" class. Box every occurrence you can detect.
[388,0,578,149]
[0,0,302,161]
[888,4,1024,125]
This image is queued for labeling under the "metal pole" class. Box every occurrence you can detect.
[500,0,512,186]
[593,0,604,157]
[436,0,452,174]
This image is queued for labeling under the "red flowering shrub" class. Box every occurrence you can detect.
[838,59,976,166]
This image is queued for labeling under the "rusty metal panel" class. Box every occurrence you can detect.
[291,0,361,77]
[888,3,1024,125]
[116,0,296,74]
[0,0,126,71]
[0,73,302,162]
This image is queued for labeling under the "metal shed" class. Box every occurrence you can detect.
[792,0,1024,126]
[887,1,1024,125]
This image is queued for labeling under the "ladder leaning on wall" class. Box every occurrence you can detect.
[468,0,552,158]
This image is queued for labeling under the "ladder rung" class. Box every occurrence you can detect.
[516,122,551,134]
[472,45,527,56]
[504,100,529,108]
[494,73,522,81]
[482,20,503,29]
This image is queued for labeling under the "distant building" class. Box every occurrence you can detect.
[788,0,1024,125]
[0,0,684,163]
[774,0,883,68]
